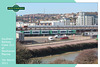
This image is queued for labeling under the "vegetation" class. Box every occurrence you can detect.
[16,42,98,64]
[29,42,97,57]
[74,49,98,64]
[16,42,32,64]
[16,42,42,64]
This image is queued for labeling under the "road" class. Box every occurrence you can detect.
[24,39,97,50]
[24,35,91,43]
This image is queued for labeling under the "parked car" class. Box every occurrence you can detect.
[54,35,62,38]
[60,36,69,40]
[48,36,54,41]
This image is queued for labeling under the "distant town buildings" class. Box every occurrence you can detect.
[38,17,74,26]
[65,13,76,18]
[16,12,98,27]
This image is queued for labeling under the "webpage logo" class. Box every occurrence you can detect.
[7,5,25,12]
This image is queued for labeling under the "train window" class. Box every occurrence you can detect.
[69,31,73,33]
[24,32,30,33]
[33,31,39,33]
[52,31,58,33]
[86,33,88,35]
[61,31,66,33]
[42,31,49,33]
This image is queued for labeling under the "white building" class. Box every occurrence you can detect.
[16,22,24,27]
[85,16,94,25]
[94,18,98,25]
[59,17,74,25]
[16,22,36,27]
[70,22,75,25]
[76,12,98,25]
[52,22,65,26]
[39,17,73,26]
[40,21,59,23]
[39,21,65,26]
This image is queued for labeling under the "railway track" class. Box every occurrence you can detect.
[16,25,98,31]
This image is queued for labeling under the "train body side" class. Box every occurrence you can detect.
[20,30,76,36]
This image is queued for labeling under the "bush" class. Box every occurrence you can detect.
[16,42,32,64]
[16,42,42,64]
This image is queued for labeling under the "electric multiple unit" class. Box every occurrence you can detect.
[18,30,76,35]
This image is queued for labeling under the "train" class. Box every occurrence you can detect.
[83,32,98,36]
[17,30,76,36]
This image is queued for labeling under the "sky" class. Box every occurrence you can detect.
[16,3,98,15]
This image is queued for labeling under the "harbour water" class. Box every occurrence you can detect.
[32,48,97,64]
